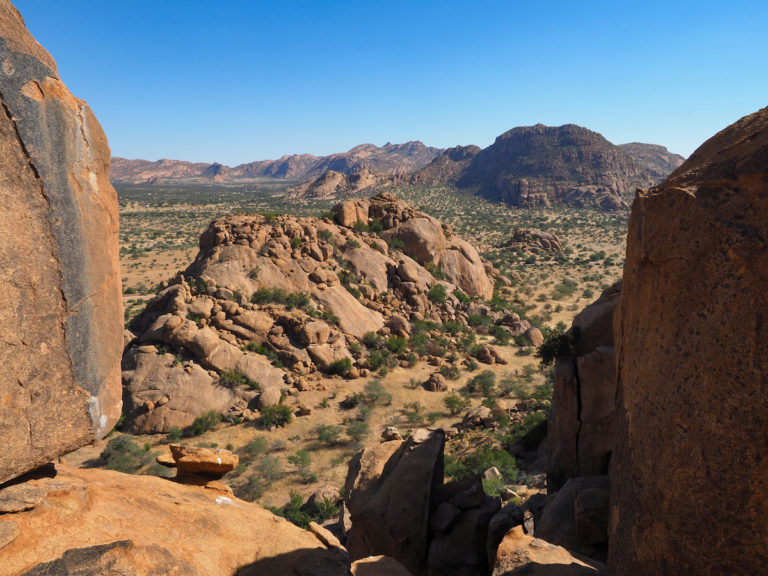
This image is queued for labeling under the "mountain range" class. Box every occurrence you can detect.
[111,125,685,210]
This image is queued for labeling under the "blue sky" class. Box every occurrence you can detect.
[14,0,768,164]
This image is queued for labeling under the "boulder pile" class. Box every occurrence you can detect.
[123,193,537,433]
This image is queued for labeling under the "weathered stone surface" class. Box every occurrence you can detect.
[609,107,768,574]
[345,431,445,575]
[0,0,123,484]
[535,476,609,562]
[351,555,415,576]
[169,444,238,478]
[121,345,239,434]
[547,282,620,492]
[492,526,604,575]
[1,464,342,576]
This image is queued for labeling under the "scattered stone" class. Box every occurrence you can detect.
[381,427,402,442]
[425,372,447,392]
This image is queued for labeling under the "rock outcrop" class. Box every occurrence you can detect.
[344,429,516,576]
[509,228,562,254]
[547,282,621,492]
[0,0,123,484]
[458,124,654,210]
[610,107,768,574]
[291,168,382,199]
[616,142,685,184]
[124,193,497,432]
[0,463,350,576]
[345,430,445,575]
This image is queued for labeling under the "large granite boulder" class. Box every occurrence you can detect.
[0,463,349,575]
[345,430,445,575]
[0,0,122,484]
[547,282,620,492]
[610,107,768,574]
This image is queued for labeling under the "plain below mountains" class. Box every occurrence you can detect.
[111,125,684,211]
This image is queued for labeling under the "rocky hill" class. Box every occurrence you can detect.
[110,141,440,184]
[616,142,685,183]
[120,193,547,434]
[408,145,482,186]
[289,168,384,199]
[456,124,653,210]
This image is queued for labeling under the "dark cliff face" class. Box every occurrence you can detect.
[458,124,652,210]
[610,106,768,574]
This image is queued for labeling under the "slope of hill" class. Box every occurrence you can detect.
[617,142,685,183]
[457,124,653,210]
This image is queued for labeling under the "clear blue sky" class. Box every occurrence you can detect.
[13,0,768,164]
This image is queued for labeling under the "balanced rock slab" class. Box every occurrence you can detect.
[0,0,122,484]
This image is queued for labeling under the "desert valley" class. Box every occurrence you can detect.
[0,1,766,575]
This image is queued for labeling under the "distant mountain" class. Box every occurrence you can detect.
[455,124,656,210]
[408,145,482,186]
[617,143,685,183]
[110,141,440,184]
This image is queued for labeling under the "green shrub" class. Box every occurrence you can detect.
[346,238,361,249]
[261,404,293,428]
[250,287,312,310]
[347,420,370,443]
[444,392,471,415]
[235,476,267,501]
[328,357,352,375]
[316,424,343,447]
[287,450,313,482]
[243,436,269,459]
[269,491,312,529]
[290,237,303,249]
[362,331,383,349]
[481,476,505,498]
[537,327,574,365]
[257,454,284,482]
[466,370,496,396]
[315,497,339,522]
[444,445,518,483]
[184,411,221,437]
[318,229,334,243]
[166,426,182,442]
[364,379,392,405]
[388,237,405,251]
[219,370,260,391]
[100,435,153,473]
[428,284,447,303]
[454,289,470,304]
[386,335,407,354]
[440,364,461,380]
[490,325,510,346]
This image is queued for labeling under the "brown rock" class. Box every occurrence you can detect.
[492,526,604,575]
[2,464,344,575]
[121,345,239,434]
[351,555,415,576]
[169,444,239,478]
[0,1,123,484]
[257,386,283,408]
[333,199,370,228]
[425,372,447,392]
[535,476,609,562]
[300,320,332,346]
[523,327,544,347]
[346,431,445,574]
[609,107,768,574]
[547,282,620,492]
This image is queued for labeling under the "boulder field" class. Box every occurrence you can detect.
[122,193,538,434]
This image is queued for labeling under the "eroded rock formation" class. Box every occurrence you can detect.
[610,107,768,574]
[0,0,122,484]
[124,193,500,432]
